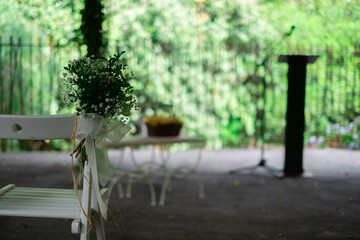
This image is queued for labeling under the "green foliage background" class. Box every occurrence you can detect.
[1,0,360,149]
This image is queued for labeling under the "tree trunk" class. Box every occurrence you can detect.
[80,0,106,58]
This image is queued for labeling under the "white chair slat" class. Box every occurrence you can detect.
[0,187,81,219]
[5,187,81,198]
[2,198,80,204]
[0,200,80,208]
[0,209,80,219]
[0,205,80,212]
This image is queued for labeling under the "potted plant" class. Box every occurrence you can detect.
[145,115,183,137]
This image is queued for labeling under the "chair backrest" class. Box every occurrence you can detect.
[0,114,76,140]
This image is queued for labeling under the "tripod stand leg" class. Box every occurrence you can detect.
[228,157,283,178]
[263,164,283,178]
[228,164,259,174]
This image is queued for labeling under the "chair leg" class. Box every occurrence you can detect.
[80,163,92,240]
[195,173,205,199]
[126,176,134,198]
[145,176,156,206]
[167,180,172,192]
[117,181,125,199]
[94,211,106,240]
[80,219,90,240]
[159,173,172,206]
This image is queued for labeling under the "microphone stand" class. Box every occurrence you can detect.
[228,26,295,178]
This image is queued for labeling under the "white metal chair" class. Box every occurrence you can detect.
[0,114,108,240]
[115,146,157,206]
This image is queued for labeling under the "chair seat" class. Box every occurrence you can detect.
[0,185,81,219]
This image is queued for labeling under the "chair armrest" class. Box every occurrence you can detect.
[0,184,15,196]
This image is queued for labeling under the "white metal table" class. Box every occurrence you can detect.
[107,136,206,205]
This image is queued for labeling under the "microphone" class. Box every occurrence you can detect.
[284,25,296,38]
[243,26,296,85]
[289,25,295,36]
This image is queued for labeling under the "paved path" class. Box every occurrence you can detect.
[0,148,359,240]
[1,147,360,177]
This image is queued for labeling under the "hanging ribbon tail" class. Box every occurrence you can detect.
[76,114,131,220]
[85,138,108,220]
[95,122,131,186]
[106,122,131,143]
[95,137,115,186]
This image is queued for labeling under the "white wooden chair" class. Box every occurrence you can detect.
[0,114,107,240]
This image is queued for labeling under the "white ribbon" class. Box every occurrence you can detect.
[76,113,130,219]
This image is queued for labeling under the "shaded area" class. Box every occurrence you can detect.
[0,148,359,239]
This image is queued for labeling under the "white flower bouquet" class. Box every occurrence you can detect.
[61,52,138,122]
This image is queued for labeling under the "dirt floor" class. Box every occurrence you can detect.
[0,148,359,240]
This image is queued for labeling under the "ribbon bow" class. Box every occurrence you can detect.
[76,113,130,219]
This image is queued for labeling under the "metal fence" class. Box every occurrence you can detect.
[1,36,360,150]
[0,36,80,115]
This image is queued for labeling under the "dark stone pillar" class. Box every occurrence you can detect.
[278,55,319,176]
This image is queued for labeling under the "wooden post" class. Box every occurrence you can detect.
[278,55,319,176]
